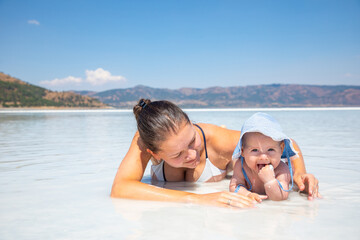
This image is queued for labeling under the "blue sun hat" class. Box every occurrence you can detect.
[232,112,298,192]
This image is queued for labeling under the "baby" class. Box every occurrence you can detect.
[229,112,297,201]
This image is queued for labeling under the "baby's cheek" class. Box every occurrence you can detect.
[271,156,282,167]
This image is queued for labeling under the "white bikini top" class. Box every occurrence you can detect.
[150,124,226,182]
[151,158,226,182]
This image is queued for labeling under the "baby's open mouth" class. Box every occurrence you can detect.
[257,164,267,171]
[257,163,274,172]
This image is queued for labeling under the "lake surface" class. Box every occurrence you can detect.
[1,108,359,239]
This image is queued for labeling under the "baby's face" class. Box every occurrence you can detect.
[241,132,284,173]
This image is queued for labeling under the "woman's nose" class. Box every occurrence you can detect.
[186,149,197,160]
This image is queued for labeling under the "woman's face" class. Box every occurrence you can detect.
[241,132,284,173]
[154,122,202,169]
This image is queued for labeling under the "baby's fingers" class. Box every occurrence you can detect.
[254,194,268,203]
[247,193,268,203]
[259,194,268,200]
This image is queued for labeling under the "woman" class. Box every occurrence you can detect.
[111,99,320,208]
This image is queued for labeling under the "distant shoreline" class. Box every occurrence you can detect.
[1,106,360,113]
[0,106,114,110]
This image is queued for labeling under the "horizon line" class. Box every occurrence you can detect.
[1,107,360,113]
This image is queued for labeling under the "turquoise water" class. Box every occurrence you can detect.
[0,108,359,239]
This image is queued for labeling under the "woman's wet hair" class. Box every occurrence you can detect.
[133,99,190,153]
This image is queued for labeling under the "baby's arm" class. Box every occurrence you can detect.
[259,162,291,201]
[229,160,246,192]
[230,160,267,202]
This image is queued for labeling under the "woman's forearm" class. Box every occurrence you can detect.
[111,179,257,208]
[290,139,307,176]
[111,179,195,203]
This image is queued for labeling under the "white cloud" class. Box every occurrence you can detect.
[28,19,40,25]
[85,68,126,86]
[39,68,127,91]
[40,76,82,86]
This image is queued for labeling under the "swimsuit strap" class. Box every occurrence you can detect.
[241,156,252,191]
[276,148,294,192]
[162,159,167,182]
[194,124,208,159]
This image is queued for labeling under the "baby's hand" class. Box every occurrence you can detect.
[247,192,268,203]
[258,164,276,183]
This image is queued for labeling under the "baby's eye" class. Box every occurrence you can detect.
[268,148,275,152]
[251,149,258,152]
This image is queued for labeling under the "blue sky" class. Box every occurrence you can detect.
[0,0,359,91]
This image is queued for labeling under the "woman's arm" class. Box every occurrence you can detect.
[229,160,246,192]
[290,139,321,200]
[111,132,192,201]
[111,132,255,208]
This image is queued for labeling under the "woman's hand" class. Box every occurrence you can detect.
[294,173,321,200]
[189,191,257,208]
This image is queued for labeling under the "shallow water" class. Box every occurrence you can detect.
[0,108,359,239]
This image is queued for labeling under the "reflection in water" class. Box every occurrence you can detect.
[111,192,322,240]
[112,178,322,240]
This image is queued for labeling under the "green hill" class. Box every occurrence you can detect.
[0,72,108,108]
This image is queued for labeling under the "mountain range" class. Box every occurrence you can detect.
[1,72,360,108]
[78,84,360,108]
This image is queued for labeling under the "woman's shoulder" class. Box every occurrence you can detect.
[195,123,240,139]
[195,123,234,133]
[132,131,145,148]
[128,131,151,160]
[195,123,241,154]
